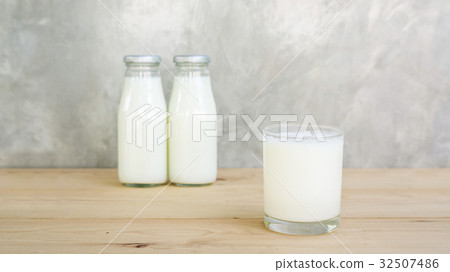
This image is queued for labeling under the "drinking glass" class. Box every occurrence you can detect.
[263,124,344,235]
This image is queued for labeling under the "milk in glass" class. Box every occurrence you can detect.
[263,125,344,235]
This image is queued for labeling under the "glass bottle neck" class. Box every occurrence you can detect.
[175,62,208,67]
[125,63,160,77]
[175,63,209,76]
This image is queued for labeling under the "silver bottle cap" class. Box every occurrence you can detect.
[173,55,210,63]
[123,55,162,64]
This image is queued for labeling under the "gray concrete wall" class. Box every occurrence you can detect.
[1,0,449,168]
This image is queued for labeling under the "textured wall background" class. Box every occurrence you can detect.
[0,0,449,168]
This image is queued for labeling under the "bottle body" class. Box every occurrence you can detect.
[118,56,167,186]
[168,58,217,185]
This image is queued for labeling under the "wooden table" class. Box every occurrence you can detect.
[0,168,449,253]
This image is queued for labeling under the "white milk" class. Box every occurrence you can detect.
[168,64,217,185]
[264,131,344,222]
[118,72,167,185]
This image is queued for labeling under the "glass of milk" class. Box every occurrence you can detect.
[263,124,344,235]
[117,55,168,187]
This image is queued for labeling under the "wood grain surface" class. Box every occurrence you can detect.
[0,168,449,253]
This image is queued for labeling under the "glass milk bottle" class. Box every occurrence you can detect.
[118,55,168,187]
[168,55,217,186]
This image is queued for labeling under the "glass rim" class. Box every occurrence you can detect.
[262,124,343,140]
